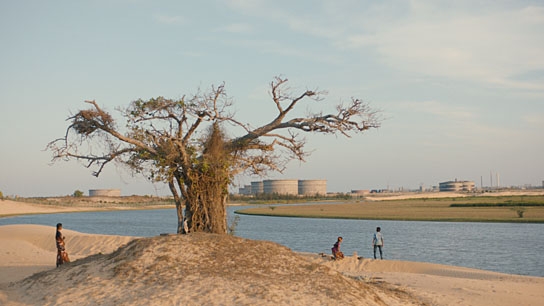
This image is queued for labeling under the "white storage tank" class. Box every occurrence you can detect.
[251,181,264,194]
[298,180,327,196]
[238,185,252,195]
[263,179,298,195]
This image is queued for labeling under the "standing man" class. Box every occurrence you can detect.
[372,227,384,259]
[56,223,70,267]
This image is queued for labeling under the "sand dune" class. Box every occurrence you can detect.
[304,253,544,306]
[0,224,135,285]
[0,225,422,305]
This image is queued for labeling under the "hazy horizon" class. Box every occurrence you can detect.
[1,1,543,197]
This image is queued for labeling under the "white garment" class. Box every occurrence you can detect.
[373,232,383,246]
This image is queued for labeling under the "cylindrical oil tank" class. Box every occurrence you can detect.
[250,181,264,194]
[238,185,253,195]
[263,179,298,195]
[88,189,121,197]
[298,180,327,196]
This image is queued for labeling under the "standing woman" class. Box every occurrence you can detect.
[56,223,70,267]
[372,227,384,259]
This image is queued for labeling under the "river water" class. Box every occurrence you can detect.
[1,206,543,277]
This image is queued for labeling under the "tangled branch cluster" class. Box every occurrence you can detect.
[47,77,381,234]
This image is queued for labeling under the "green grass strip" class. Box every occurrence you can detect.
[450,202,544,207]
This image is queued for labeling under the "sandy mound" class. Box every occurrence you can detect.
[0,224,135,256]
[309,255,507,280]
[2,225,542,306]
[2,233,423,306]
[300,253,544,306]
[0,224,137,285]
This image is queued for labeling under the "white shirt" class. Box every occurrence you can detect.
[373,232,383,246]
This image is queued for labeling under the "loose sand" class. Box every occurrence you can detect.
[0,199,172,218]
[0,199,103,217]
[1,198,543,305]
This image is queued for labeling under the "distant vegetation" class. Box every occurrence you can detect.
[513,207,526,218]
[451,202,544,207]
[448,197,544,219]
[229,193,352,204]
[450,196,544,207]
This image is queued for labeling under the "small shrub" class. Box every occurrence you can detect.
[227,215,240,235]
[73,190,84,197]
[512,207,526,218]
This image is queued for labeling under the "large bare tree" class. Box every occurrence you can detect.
[47,77,380,234]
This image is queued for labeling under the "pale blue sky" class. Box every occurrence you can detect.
[1,0,543,197]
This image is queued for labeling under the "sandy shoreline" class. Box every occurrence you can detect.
[0,199,174,218]
[1,198,543,305]
[0,224,542,305]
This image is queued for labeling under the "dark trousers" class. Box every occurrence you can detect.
[373,245,383,259]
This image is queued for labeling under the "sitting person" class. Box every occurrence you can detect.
[331,236,344,260]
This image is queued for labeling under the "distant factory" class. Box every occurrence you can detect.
[238,179,327,196]
[438,180,475,192]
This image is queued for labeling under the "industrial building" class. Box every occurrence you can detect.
[438,180,475,192]
[238,185,252,195]
[350,190,370,196]
[263,179,299,195]
[298,180,327,196]
[251,181,264,194]
[238,179,327,196]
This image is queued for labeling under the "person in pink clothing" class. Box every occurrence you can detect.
[55,223,70,267]
[331,236,344,260]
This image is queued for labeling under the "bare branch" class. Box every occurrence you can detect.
[47,76,381,234]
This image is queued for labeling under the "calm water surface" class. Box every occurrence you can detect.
[1,206,543,277]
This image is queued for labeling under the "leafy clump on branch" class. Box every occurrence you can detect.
[47,77,381,234]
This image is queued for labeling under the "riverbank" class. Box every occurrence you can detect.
[4,190,544,222]
[0,224,542,305]
[0,198,174,218]
[236,191,544,223]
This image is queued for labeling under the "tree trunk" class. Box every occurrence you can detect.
[168,179,186,234]
[184,177,228,234]
[176,201,185,234]
[181,122,229,234]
